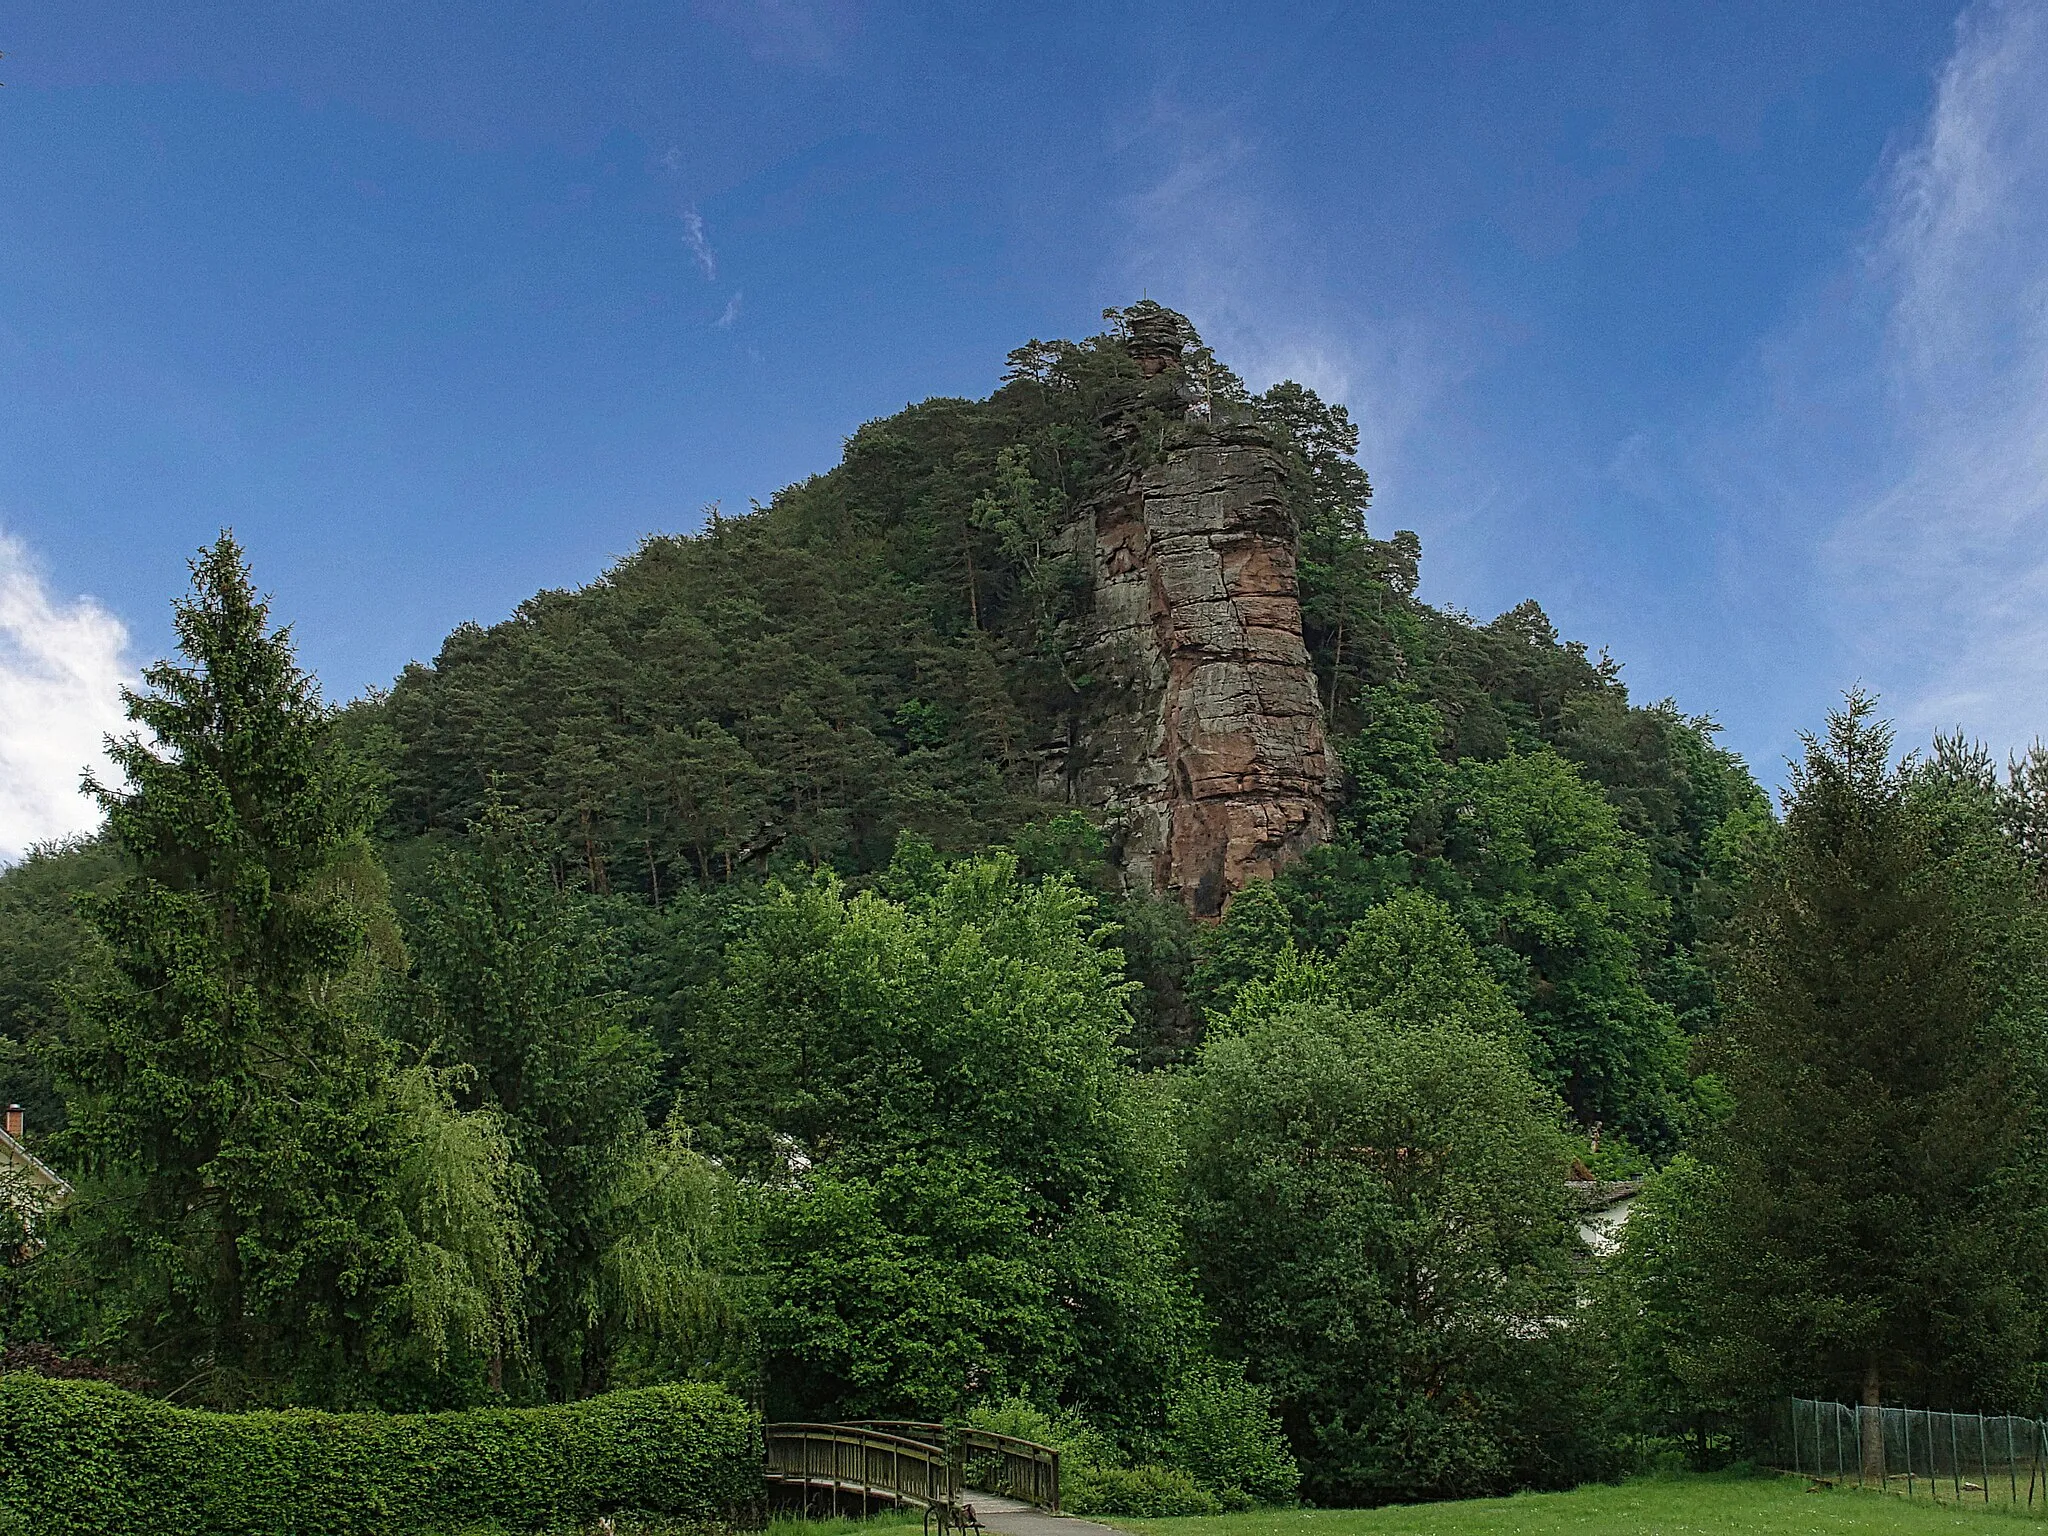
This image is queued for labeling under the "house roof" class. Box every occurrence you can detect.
[0,1125,71,1200]
[1566,1177,1643,1212]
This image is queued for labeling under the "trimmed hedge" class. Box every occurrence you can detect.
[0,1374,761,1536]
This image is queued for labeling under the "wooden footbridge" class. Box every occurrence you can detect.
[765,1420,1061,1529]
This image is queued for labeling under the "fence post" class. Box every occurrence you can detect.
[2035,1420,2046,1509]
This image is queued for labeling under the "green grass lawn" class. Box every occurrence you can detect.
[768,1514,928,1536]
[1102,1475,2045,1536]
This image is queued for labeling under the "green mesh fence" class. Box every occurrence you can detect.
[1785,1397,2048,1510]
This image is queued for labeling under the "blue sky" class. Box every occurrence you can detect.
[4,1,2046,855]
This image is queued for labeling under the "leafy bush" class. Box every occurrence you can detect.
[961,1399,1118,1470]
[1182,1005,1587,1504]
[1063,1463,1222,1517]
[1161,1366,1299,1504]
[724,859,1199,1426]
[0,1375,759,1536]
[962,1391,1285,1515]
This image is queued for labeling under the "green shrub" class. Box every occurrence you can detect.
[962,1391,1291,1513]
[1063,1463,1221,1518]
[959,1398,1108,1508]
[961,1399,1118,1471]
[1161,1366,1299,1504]
[0,1374,760,1536]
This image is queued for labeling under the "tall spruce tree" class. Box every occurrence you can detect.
[51,536,509,1403]
[1690,693,2048,1428]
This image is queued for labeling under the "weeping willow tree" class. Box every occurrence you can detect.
[584,1120,743,1387]
[384,1065,527,1378]
[390,814,735,1397]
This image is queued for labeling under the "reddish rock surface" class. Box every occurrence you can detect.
[1051,421,1338,917]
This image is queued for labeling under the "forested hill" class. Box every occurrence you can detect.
[343,301,1766,1150]
[363,304,1754,898]
[0,303,1769,1184]
[0,304,1796,1457]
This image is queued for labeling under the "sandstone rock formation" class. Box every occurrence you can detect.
[1048,317,1338,917]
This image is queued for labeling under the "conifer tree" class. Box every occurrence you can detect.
[1691,693,2048,1429]
[53,535,509,1403]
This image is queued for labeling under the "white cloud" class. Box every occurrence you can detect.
[1822,0,2048,749]
[659,149,721,282]
[0,532,132,862]
[680,206,717,281]
[716,289,744,328]
[1108,6,2048,769]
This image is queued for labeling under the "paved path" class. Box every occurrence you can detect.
[962,1492,1125,1536]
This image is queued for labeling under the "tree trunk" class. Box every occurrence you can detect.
[1861,1361,1886,1484]
[211,1210,248,1405]
[1327,614,1345,718]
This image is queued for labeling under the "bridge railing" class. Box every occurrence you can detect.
[845,1419,946,1446]
[959,1427,1061,1514]
[800,1421,1062,1514]
[764,1423,959,1513]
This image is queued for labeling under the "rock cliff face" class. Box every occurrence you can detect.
[1047,324,1338,917]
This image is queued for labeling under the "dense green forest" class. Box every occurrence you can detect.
[7,306,2048,1512]
[355,303,1763,1146]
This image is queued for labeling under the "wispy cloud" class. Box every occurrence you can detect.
[1113,97,1477,537]
[680,206,718,280]
[1822,0,2048,747]
[0,531,131,862]
[658,147,721,281]
[1116,4,2048,770]
[716,289,744,328]
[691,0,854,69]
[1588,0,2048,771]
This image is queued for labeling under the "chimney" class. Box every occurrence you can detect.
[3,1104,21,1141]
